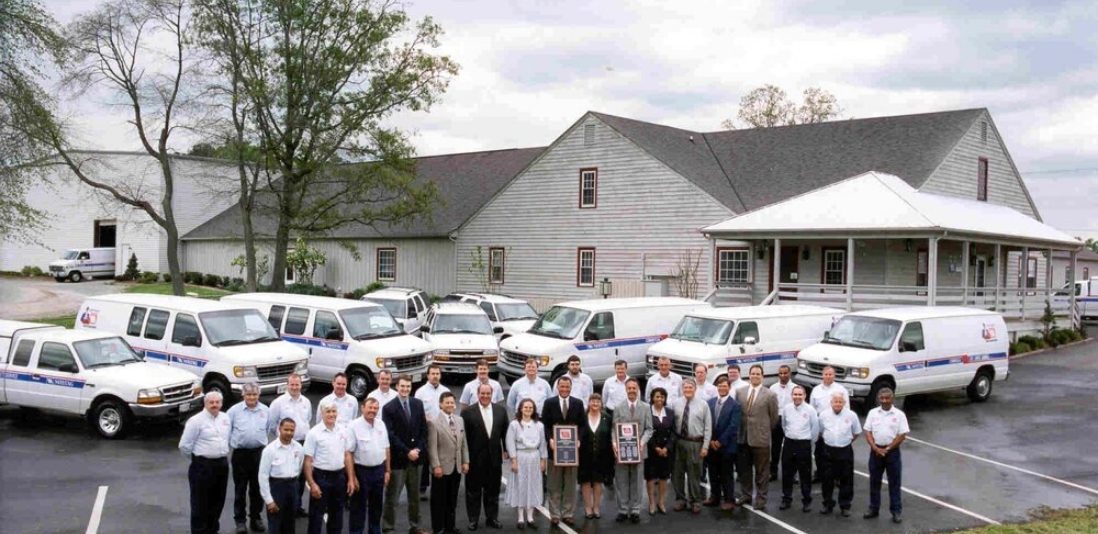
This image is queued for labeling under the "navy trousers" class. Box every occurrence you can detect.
[308,468,347,534]
[350,464,386,534]
[267,477,299,534]
[781,439,812,505]
[430,470,462,534]
[706,451,736,503]
[868,448,903,514]
[232,447,264,523]
[189,456,229,534]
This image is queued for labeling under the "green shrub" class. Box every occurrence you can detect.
[226,281,245,292]
[1018,335,1046,350]
[162,273,172,283]
[203,273,222,287]
[285,283,337,297]
[427,293,442,305]
[124,253,140,280]
[220,275,231,287]
[184,271,203,284]
[139,271,160,284]
[231,277,244,287]
[21,265,45,277]
[364,281,387,294]
[1010,341,1032,355]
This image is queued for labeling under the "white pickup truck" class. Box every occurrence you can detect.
[0,320,204,438]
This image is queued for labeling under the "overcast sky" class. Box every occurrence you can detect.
[41,0,1098,235]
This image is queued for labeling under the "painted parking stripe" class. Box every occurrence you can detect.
[698,480,807,534]
[852,470,1000,525]
[499,476,579,534]
[85,485,108,534]
[906,436,1098,497]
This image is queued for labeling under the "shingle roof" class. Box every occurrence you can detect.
[183,147,544,240]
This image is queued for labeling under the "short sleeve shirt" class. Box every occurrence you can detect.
[863,406,909,446]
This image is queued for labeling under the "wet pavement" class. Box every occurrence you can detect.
[2,342,1097,533]
[0,277,123,320]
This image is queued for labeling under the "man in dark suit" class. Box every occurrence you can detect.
[383,375,429,534]
[461,383,509,531]
[541,375,585,525]
[705,375,741,510]
[735,364,780,509]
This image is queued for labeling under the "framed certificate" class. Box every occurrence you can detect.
[553,425,579,466]
[616,422,641,464]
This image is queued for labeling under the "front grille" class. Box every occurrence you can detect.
[257,362,297,382]
[646,357,695,378]
[801,362,847,380]
[502,350,531,367]
[49,266,63,273]
[450,350,484,358]
[161,382,194,403]
[392,352,429,371]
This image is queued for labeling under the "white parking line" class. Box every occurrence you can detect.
[85,485,109,534]
[500,475,579,534]
[699,480,807,534]
[853,470,1000,525]
[906,436,1098,497]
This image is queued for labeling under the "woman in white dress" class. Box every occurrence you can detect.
[506,398,548,529]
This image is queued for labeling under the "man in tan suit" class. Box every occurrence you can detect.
[428,392,469,534]
[735,364,780,509]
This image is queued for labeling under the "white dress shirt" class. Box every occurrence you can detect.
[819,408,862,448]
[460,378,504,405]
[769,381,795,412]
[348,417,390,467]
[780,402,820,441]
[506,376,553,414]
[179,410,232,458]
[645,372,682,406]
[303,422,352,471]
[415,382,448,420]
[696,382,718,403]
[258,439,304,504]
[601,376,629,410]
[268,393,313,441]
[809,382,850,415]
[555,372,594,404]
[315,392,359,427]
[367,387,398,407]
[863,406,910,447]
[479,403,495,437]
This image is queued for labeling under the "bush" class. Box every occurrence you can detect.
[1018,335,1046,350]
[139,271,160,284]
[226,281,245,292]
[364,281,387,293]
[285,283,337,297]
[427,294,442,305]
[184,271,203,285]
[21,265,45,277]
[162,273,172,283]
[231,277,244,287]
[124,253,140,281]
[203,273,222,287]
[1010,341,1032,355]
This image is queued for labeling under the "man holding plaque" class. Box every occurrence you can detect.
[542,376,585,525]
[612,378,652,523]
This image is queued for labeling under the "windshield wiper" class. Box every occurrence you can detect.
[85,362,116,369]
[354,331,402,340]
[847,339,878,348]
[216,339,253,347]
[531,330,567,340]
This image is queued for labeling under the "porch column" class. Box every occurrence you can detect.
[928,237,939,306]
[1046,248,1054,306]
[846,238,855,311]
[1071,250,1079,329]
[993,244,1002,311]
[773,239,781,304]
[1021,246,1029,320]
[709,236,717,293]
[961,241,970,305]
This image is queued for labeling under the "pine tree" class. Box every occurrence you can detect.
[124,253,140,281]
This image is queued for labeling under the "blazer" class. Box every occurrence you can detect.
[428,412,470,475]
[460,402,509,472]
[611,399,654,460]
[541,395,586,443]
[382,396,428,470]
[707,395,741,456]
[735,385,779,448]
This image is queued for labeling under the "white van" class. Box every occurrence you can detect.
[49,247,116,282]
[75,294,310,400]
[222,293,433,397]
[498,297,708,383]
[362,287,430,336]
[441,293,540,340]
[0,320,203,438]
[419,302,502,375]
[794,307,1009,405]
[1054,277,1098,320]
[646,305,843,383]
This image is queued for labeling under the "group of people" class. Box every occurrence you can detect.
[179,354,910,534]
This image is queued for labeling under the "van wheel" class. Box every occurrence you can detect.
[92,400,131,439]
[69,271,83,283]
[347,368,374,399]
[204,377,234,403]
[866,379,893,410]
[54,277,65,283]
[549,366,568,385]
[966,369,994,402]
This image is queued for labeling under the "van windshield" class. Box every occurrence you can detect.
[671,316,734,344]
[823,316,901,351]
[528,306,590,340]
[74,337,142,368]
[496,303,538,321]
[63,251,80,260]
[200,309,281,347]
[368,298,406,319]
[341,307,404,339]
[434,314,494,335]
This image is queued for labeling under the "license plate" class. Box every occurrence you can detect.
[179,401,192,412]
[277,383,288,394]
[411,373,423,382]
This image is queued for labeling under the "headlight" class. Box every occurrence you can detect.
[797,359,807,370]
[483,349,499,357]
[423,353,433,363]
[375,357,394,368]
[848,367,871,379]
[294,360,308,373]
[538,356,550,367]
[233,365,257,378]
[137,388,162,405]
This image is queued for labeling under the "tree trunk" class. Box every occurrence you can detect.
[270,209,291,291]
[242,202,258,292]
[160,160,185,296]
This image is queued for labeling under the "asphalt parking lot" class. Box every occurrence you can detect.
[2,340,1098,534]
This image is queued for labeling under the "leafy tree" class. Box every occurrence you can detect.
[285,237,326,285]
[1085,238,1098,254]
[722,84,843,129]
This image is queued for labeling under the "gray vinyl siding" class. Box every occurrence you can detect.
[920,111,1038,218]
[455,115,734,310]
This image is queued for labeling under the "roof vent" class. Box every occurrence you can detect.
[584,124,595,146]
[688,135,695,143]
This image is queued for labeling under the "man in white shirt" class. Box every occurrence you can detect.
[259,417,304,534]
[266,373,313,516]
[768,365,795,482]
[693,363,718,402]
[458,359,504,408]
[778,386,818,512]
[368,370,398,407]
[645,356,682,407]
[554,355,594,404]
[809,366,849,483]
[506,357,553,415]
[348,397,391,534]
[316,372,358,427]
[726,365,749,394]
[818,392,861,517]
[415,365,447,496]
[863,387,909,524]
[303,401,355,533]
[601,359,630,412]
[179,391,232,534]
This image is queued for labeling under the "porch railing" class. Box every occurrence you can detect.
[709,282,753,307]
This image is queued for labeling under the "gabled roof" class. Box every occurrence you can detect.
[702,171,1080,248]
[183,147,544,240]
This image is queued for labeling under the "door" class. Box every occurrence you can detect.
[310,310,346,381]
[169,313,207,372]
[730,320,764,369]
[895,321,931,393]
[974,256,987,298]
[32,341,84,413]
[136,308,171,367]
[405,298,423,335]
[3,339,38,406]
[578,311,617,379]
[775,246,800,298]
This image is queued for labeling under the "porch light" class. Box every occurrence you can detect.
[757,248,766,260]
[802,247,810,261]
[904,239,913,252]
[599,277,613,299]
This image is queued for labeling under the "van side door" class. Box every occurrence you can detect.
[169,312,208,371]
[309,309,347,382]
[577,311,617,380]
[135,308,172,367]
[896,321,931,394]
[3,338,38,407]
[32,341,84,413]
[405,298,423,335]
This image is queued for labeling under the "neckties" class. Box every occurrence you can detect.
[680,401,690,435]
[747,388,757,412]
[718,397,725,413]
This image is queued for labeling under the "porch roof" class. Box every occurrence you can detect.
[701,171,1081,248]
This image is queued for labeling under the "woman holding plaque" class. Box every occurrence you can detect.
[645,387,676,515]
[578,393,613,520]
[505,398,548,530]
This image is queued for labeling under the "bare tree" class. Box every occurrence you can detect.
[723,84,842,129]
[673,249,703,300]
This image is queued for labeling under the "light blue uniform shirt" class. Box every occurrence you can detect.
[506,376,552,415]
[780,402,820,441]
[179,410,231,458]
[819,408,862,448]
[227,401,270,449]
[268,393,313,441]
[303,422,352,471]
[258,439,304,505]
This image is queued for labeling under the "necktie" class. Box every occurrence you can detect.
[747,388,757,412]
[449,415,456,439]
[630,403,635,418]
[563,397,568,414]
[680,401,690,435]
[403,399,411,419]
[718,397,725,413]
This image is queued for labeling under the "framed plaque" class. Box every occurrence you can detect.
[616,422,641,464]
[553,425,579,466]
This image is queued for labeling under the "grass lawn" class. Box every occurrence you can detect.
[123,282,233,298]
[953,506,1098,533]
[30,315,77,328]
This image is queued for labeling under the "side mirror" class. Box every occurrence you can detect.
[583,330,598,342]
[493,326,504,335]
[59,363,79,374]
[900,340,917,352]
[419,325,430,334]
[325,329,344,341]
[408,311,418,319]
[823,330,830,339]
[181,336,201,348]
[743,336,757,346]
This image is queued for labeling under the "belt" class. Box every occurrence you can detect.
[313,467,344,475]
[680,436,703,442]
[192,455,228,462]
[824,442,853,449]
[355,463,386,469]
[270,476,298,482]
[785,438,812,443]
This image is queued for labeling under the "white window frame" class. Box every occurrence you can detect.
[488,247,505,285]
[579,168,598,208]
[577,248,595,287]
[823,249,846,285]
[716,248,750,284]
[376,248,396,282]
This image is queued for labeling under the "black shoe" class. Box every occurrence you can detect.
[863,510,879,519]
[820,507,833,515]
[615,513,627,523]
[802,504,812,513]
[516,522,525,531]
[296,508,307,518]
[235,522,247,534]
[486,519,502,529]
[779,501,791,510]
[840,509,851,517]
[769,474,778,482]
[629,513,640,524]
[420,494,429,501]
[250,519,265,532]
[892,514,903,524]
[468,522,478,531]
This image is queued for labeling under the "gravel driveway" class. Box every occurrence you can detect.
[0,277,123,320]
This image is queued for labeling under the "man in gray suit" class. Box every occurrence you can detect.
[735,364,780,509]
[428,392,469,534]
[612,378,653,523]
[672,378,712,514]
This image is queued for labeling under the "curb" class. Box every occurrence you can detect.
[1009,337,1094,361]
